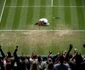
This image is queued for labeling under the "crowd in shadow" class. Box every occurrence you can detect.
[0,44,85,70]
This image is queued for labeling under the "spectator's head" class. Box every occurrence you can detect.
[31,50,37,59]
[63,50,67,55]
[38,56,42,62]
[63,50,67,57]
[48,51,52,59]
[48,58,53,64]
[47,63,54,70]
[7,52,11,57]
[49,51,52,54]
[59,55,65,64]
[75,54,83,65]
[74,48,78,55]
[21,54,27,61]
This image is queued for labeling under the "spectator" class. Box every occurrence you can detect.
[29,50,38,64]
[19,55,28,70]
[54,44,73,70]
[12,46,20,70]
[37,56,47,70]
[0,46,14,70]
[0,44,85,70]
[30,61,39,70]
[47,51,53,64]
[54,55,71,70]
[48,51,53,59]
[45,63,54,70]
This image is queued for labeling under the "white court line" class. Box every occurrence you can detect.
[51,0,53,7]
[5,6,85,8]
[0,30,85,32]
[0,0,6,22]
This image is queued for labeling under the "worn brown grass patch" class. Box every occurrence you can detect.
[0,31,85,54]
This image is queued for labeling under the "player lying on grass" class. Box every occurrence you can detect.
[35,18,50,26]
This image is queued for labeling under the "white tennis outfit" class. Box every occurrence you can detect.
[39,18,50,25]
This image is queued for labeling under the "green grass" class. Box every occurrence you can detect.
[0,0,85,55]
[0,0,4,13]
[0,0,85,30]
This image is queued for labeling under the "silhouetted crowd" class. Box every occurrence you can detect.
[0,44,85,70]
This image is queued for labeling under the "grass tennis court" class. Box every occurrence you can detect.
[0,31,85,55]
[0,0,85,55]
[0,0,85,30]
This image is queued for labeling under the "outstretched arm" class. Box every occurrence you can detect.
[13,46,18,58]
[0,45,5,59]
[65,44,73,62]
